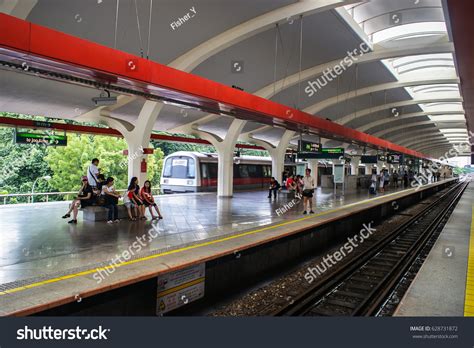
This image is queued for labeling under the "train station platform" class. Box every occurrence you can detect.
[395,180,474,317]
[0,179,457,316]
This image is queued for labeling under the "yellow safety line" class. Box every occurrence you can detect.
[157,277,205,298]
[464,205,474,316]
[0,189,412,297]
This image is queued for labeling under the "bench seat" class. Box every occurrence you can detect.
[82,205,129,221]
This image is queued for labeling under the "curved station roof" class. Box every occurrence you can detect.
[0,0,471,160]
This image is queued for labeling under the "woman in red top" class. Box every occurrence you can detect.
[140,180,163,220]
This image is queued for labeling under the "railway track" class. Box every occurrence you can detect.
[273,181,468,317]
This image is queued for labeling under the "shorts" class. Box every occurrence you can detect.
[302,189,314,198]
[80,200,93,209]
[134,200,143,206]
[143,201,156,207]
[124,201,135,209]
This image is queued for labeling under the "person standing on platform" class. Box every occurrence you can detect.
[393,170,399,188]
[302,168,315,214]
[87,158,100,189]
[370,169,378,195]
[379,170,385,193]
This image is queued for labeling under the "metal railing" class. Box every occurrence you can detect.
[0,187,161,205]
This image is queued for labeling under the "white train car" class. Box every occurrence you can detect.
[160,151,306,194]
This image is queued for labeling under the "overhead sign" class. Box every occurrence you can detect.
[33,121,53,128]
[377,154,387,162]
[299,147,345,159]
[15,131,67,146]
[361,155,378,164]
[387,153,403,164]
[156,263,205,315]
[298,140,321,153]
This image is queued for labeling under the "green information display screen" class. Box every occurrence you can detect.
[298,147,345,159]
[321,148,344,154]
[15,131,67,146]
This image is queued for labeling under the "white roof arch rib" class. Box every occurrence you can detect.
[387,129,443,143]
[358,111,464,133]
[402,138,450,149]
[336,97,463,125]
[170,0,360,72]
[305,77,459,115]
[372,120,463,138]
[256,42,454,99]
[416,142,453,152]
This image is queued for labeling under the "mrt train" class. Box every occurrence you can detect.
[160,151,307,193]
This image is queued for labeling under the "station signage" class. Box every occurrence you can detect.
[15,131,67,146]
[361,155,378,164]
[377,154,387,162]
[298,140,321,153]
[298,146,345,159]
[33,121,53,128]
[387,153,403,164]
[156,263,205,315]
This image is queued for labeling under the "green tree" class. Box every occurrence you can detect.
[45,134,164,191]
[0,127,52,202]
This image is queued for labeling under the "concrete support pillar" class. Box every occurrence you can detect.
[242,130,295,184]
[78,97,163,187]
[197,119,246,197]
[122,101,164,185]
[268,130,295,183]
[351,156,361,175]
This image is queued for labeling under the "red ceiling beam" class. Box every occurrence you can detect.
[0,116,265,149]
[0,13,429,159]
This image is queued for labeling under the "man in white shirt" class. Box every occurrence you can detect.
[87,158,100,188]
[302,168,315,214]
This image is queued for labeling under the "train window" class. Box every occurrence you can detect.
[262,165,271,177]
[187,159,195,178]
[239,165,249,178]
[201,163,209,179]
[163,158,172,177]
[208,163,218,178]
[247,165,258,178]
[163,157,195,178]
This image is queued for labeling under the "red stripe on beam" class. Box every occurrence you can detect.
[0,117,266,149]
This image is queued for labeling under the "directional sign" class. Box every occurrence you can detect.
[387,153,403,164]
[15,131,67,146]
[361,155,378,164]
[298,140,321,153]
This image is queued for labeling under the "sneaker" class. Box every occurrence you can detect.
[303,211,307,215]
[309,210,315,214]
[107,220,114,224]
[114,219,120,223]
